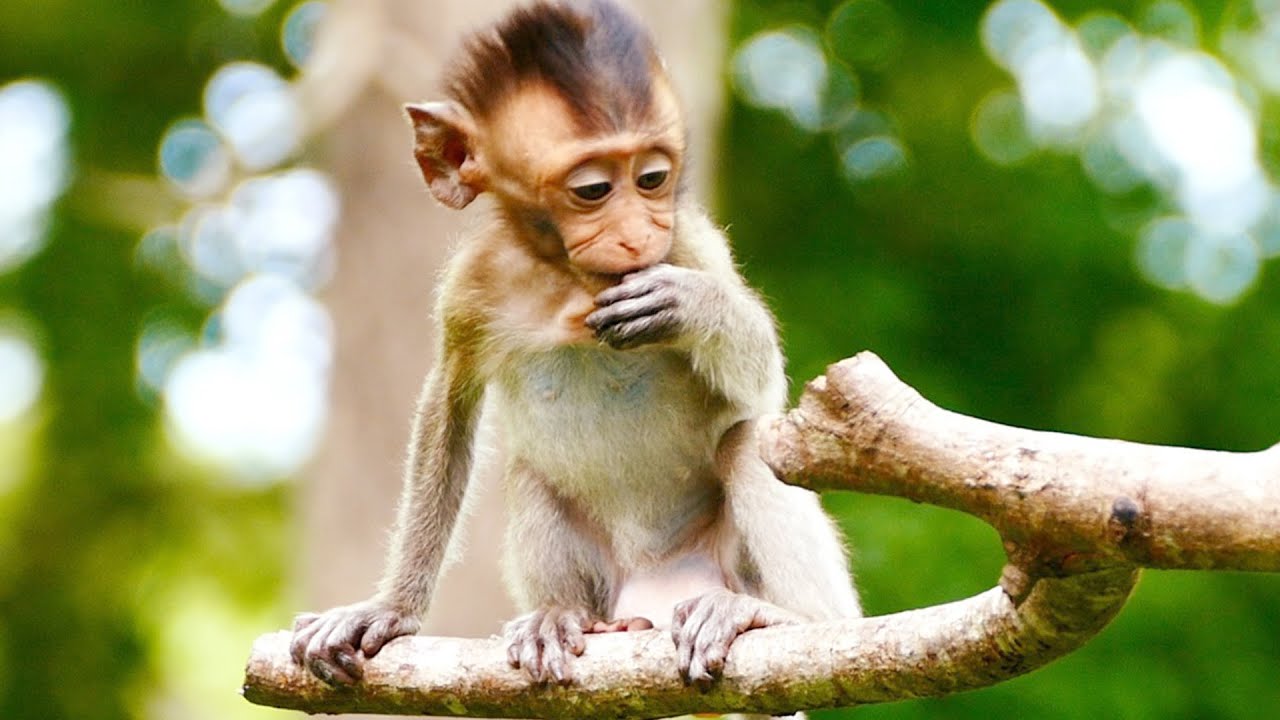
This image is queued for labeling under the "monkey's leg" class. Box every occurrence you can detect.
[716,422,861,621]
[671,423,861,690]
[501,464,612,685]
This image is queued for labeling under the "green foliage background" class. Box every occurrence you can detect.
[0,1,1277,719]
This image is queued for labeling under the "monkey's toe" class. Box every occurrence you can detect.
[503,606,596,685]
[672,589,801,688]
[589,616,654,633]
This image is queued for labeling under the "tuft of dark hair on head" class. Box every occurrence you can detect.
[444,0,659,133]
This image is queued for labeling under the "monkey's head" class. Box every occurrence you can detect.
[405,0,686,278]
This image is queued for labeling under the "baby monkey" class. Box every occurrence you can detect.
[290,0,860,696]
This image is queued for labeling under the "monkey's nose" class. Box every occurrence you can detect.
[618,236,644,257]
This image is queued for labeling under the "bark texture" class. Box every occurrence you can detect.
[246,352,1279,717]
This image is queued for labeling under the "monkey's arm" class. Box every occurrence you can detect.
[587,207,786,415]
[290,322,485,685]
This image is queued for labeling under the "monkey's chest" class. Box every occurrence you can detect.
[494,346,727,491]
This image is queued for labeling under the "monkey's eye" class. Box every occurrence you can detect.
[571,182,613,202]
[635,153,673,193]
[636,170,668,191]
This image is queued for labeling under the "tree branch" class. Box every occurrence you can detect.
[763,352,1280,575]
[243,352,1279,717]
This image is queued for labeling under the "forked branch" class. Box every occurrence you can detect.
[243,352,1280,718]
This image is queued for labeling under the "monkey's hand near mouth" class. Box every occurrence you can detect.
[586,264,723,350]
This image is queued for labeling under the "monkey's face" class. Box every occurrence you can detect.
[488,84,685,278]
[544,148,677,275]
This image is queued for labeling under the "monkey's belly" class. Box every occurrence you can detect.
[495,346,731,503]
[611,552,726,627]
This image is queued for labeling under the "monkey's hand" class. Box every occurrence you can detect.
[289,600,421,685]
[503,605,600,685]
[586,264,719,349]
[671,589,803,690]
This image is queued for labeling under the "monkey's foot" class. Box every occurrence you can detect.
[589,616,655,633]
[671,589,803,690]
[289,600,421,685]
[503,605,599,685]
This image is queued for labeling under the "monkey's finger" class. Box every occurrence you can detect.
[307,618,365,685]
[692,616,735,679]
[503,614,538,669]
[590,616,654,633]
[517,633,546,682]
[523,643,548,683]
[292,612,320,632]
[361,617,393,657]
[544,644,574,686]
[289,623,317,665]
[333,645,364,683]
[557,614,587,656]
[594,271,666,306]
[309,653,357,686]
[595,311,679,349]
[673,613,707,682]
[303,619,360,685]
[585,293,674,330]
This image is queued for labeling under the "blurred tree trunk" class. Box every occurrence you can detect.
[300,0,727,679]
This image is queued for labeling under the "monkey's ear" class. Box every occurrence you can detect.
[404,101,486,210]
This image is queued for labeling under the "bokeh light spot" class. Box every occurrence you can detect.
[733,28,838,132]
[982,1,1100,143]
[282,1,328,69]
[218,0,276,17]
[1245,26,1280,93]
[136,315,196,396]
[158,119,232,198]
[1137,216,1194,289]
[203,62,302,171]
[0,327,43,424]
[163,275,332,482]
[840,136,907,182]
[0,79,70,274]
[228,168,339,288]
[826,0,902,70]
[1018,35,1099,141]
[1185,232,1260,304]
[980,5,1275,300]
[1134,55,1256,191]
[981,0,1062,71]
[181,205,247,290]
[970,90,1036,166]
[1140,1,1200,47]
[1077,12,1135,60]
[1254,196,1280,257]
[137,225,185,276]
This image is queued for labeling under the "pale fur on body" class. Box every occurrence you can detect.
[379,197,861,656]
